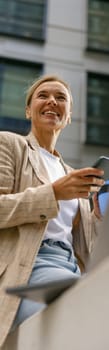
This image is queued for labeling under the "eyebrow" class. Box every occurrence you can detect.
[37,90,68,97]
[56,91,67,97]
[37,90,48,94]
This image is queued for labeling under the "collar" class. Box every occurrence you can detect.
[26,131,72,175]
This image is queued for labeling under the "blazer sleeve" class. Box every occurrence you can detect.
[73,198,102,270]
[0,133,59,228]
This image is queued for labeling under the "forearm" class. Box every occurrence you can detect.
[78,197,102,255]
[0,184,59,228]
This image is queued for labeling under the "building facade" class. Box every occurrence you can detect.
[0,0,109,168]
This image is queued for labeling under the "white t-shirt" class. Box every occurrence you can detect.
[39,147,79,251]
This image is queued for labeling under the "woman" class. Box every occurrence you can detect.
[0,75,104,348]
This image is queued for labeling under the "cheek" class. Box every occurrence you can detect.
[29,103,38,118]
[31,100,43,114]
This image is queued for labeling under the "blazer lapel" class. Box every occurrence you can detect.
[26,132,51,184]
[26,132,71,183]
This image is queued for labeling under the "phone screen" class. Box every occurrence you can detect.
[97,180,109,216]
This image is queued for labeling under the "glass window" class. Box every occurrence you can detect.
[86,72,109,146]
[87,0,109,52]
[0,58,43,135]
[0,0,47,41]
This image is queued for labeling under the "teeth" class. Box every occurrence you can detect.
[44,111,57,115]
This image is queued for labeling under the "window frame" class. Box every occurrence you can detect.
[86,71,109,147]
[0,57,43,135]
[86,0,109,54]
[0,0,48,42]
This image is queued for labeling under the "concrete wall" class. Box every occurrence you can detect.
[0,0,109,167]
[2,204,109,350]
[3,258,109,350]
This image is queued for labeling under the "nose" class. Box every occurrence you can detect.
[47,94,57,105]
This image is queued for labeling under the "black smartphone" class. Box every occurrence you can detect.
[93,156,109,181]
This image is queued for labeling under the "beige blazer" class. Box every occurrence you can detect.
[0,131,100,348]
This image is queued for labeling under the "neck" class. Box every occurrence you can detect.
[31,127,60,154]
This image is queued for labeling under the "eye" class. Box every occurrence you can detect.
[56,95,66,101]
[37,93,48,99]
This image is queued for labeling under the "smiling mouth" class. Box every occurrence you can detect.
[42,110,60,117]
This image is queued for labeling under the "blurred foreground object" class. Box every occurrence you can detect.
[2,205,109,350]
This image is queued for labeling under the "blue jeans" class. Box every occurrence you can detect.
[12,240,81,330]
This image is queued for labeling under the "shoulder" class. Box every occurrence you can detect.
[0,132,30,169]
[0,131,28,148]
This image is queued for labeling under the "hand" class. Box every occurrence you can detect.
[52,167,104,201]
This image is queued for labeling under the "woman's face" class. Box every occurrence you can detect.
[26,81,71,134]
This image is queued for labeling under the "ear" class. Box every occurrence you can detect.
[68,116,71,124]
[26,106,31,119]
[61,114,71,130]
[67,113,72,125]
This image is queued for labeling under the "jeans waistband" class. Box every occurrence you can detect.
[41,239,73,254]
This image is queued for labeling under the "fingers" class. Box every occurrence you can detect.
[81,176,104,187]
[71,167,104,178]
[52,167,105,201]
[69,171,104,188]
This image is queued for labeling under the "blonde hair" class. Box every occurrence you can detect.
[26,74,73,111]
